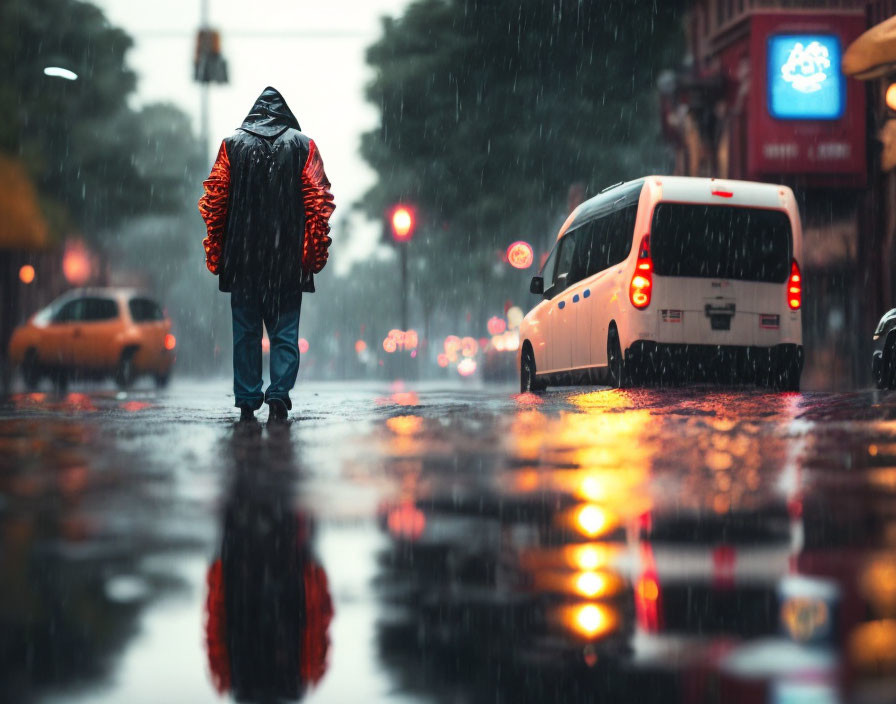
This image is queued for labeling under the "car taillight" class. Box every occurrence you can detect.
[629,235,653,309]
[164,333,176,351]
[788,259,801,310]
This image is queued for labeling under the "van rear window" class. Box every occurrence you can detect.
[651,203,791,283]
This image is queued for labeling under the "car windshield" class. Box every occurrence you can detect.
[651,203,792,283]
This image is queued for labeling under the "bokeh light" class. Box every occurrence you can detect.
[18,265,35,284]
[507,240,534,269]
[457,358,477,377]
[487,316,507,335]
[62,242,91,285]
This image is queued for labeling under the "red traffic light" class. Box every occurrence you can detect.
[390,205,416,242]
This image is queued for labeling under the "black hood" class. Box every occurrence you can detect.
[239,86,301,138]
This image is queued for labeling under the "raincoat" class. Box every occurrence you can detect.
[198,87,335,298]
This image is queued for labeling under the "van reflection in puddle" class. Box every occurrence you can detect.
[204,426,333,701]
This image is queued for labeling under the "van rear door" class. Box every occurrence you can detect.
[650,203,792,345]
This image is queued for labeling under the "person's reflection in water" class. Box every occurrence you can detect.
[204,423,333,702]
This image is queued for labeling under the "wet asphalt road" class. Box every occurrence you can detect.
[2,379,896,703]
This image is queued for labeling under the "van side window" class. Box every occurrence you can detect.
[553,231,578,289]
[575,215,614,279]
[607,204,637,266]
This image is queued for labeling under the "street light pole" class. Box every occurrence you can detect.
[390,205,416,332]
[400,242,408,331]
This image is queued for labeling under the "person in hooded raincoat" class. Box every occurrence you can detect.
[199,87,335,421]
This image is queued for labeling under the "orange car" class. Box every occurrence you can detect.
[9,288,176,390]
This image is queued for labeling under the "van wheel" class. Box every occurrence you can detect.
[876,349,888,390]
[22,349,42,391]
[115,349,137,389]
[883,333,896,390]
[607,327,627,389]
[520,346,544,393]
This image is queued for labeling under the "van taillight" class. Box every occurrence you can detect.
[787,259,801,310]
[630,235,653,309]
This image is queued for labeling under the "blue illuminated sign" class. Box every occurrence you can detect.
[768,34,844,120]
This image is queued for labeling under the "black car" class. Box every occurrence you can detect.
[872,309,896,388]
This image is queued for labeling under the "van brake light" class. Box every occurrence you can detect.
[787,259,801,310]
[630,235,653,310]
[711,190,734,198]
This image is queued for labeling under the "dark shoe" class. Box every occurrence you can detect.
[267,398,289,422]
[239,406,255,422]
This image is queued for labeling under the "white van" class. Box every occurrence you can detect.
[519,176,803,391]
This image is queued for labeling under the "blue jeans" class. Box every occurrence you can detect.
[231,292,302,410]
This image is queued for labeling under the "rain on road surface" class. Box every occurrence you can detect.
[2,380,895,703]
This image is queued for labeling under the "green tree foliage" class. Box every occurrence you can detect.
[0,0,200,242]
[362,0,685,316]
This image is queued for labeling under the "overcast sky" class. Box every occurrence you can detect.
[92,0,411,274]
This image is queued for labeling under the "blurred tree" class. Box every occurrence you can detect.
[0,0,212,385]
[0,0,197,242]
[362,0,686,320]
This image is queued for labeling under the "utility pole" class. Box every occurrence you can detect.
[194,0,228,165]
[200,0,209,165]
[194,0,229,370]
[400,242,408,331]
[389,205,416,331]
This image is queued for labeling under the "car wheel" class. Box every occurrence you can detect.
[22,349,41,391]
[154,373,170,389]
[115,349,137,389]
[607,327,627,389]
[520,346,543,393]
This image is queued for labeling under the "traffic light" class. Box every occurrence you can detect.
[194,29,228,84]
[389,205,416,243]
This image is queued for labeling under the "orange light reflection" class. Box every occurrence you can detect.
[557,603,618,640]
[386,415,423,436]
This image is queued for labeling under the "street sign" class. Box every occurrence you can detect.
[748,13,866,185]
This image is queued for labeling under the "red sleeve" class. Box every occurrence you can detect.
[301,140,336,274]
[198,141,230,275]
[301,561,334,686]
[204,559,231,693]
